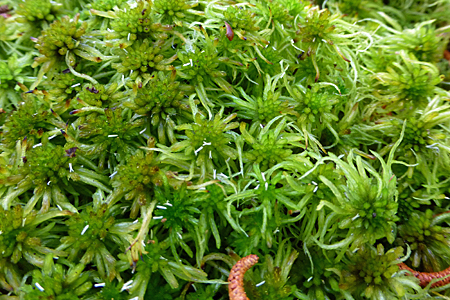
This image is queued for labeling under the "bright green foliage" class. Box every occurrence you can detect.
[317,151,399,251]
[129,236,208,297]
[200,183,227,214]
[177,44,224,84]
[109,0,170,42]
[33,14,87,67]
[170,111,239,179]
[0,58,20,89]
[387,22,450,63]
[125,71,190,144]
[89,0,127,11]
[1,99,60,148]
[20,254,93,299]
[373,96,450,167]
[0,205,32,261]
[297,8,336,46]
[294,248,341,299]
[228,210,279,255]
[64,205,115,245]
[195,183,238,250]
[126,71,185,117]
[152,183,210,264]
[277,0,306,17]
[15,0,57,23]
[153,184,200,234]
[110,144,163,217]
[386,0,450,25]
[397,210,450,272]
[402,98,450,155]
[112,39,176,82]
[223,75,292,124]
[245,240,299,300]
[397,118,429,152]
[0,14,21,43]
[0,257,21,294]
[76,107,144,161]
[361,48,397,74]
[373,51,444,109]
[0,205,67,266]
[396,182,429,222]
[340,244,420,300]
[0,54,33,109]
[93,280,127,300]
[257,46,284,76]
[153,0,197,23]
[2,0,450,298]
[134,238,171,280]
[291,84,340,124]
[254,0,306,26]
[328,0,384,19]
[239,118,303,171]
[295,7,351,81]
[264,0,294,23]
[285,82,341,152]
[180,113,238,156]
[290,56,330,85]
[42,71,84,104]
[22,144,77,187]
[212,3,269,50]
[77,82,125,107]
[60,202,139,281]
[223,5,260,32]
[176,37,241,98]
[227,167,303,254]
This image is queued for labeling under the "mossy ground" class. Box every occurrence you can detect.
[1,0,450,299]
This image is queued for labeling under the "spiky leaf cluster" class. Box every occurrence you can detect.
[77,82,125,107]
[22,144,77,187]
[341,244,420,300]
[33,14,87,66]
[223,5,260,32]
[397,210,450,272]
[20,254,93,300]
[42,71,84,104]
[373,51,444,109]
[15,0,58,23]
[126,71,185,117]
[109,0,169,42]
[110,145,163,217]
[153,0,196,23]
[112,39,175,81]
[1,99,56,148]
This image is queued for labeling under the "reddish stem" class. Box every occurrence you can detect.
[433,210,450,218]
[399,262,450,288]
[444,50,450,63]
[228,254,259,300]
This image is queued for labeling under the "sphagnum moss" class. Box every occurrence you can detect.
[1,0,450,299]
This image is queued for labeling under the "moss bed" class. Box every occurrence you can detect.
[1,0,450,299]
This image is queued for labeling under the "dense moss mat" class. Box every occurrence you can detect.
[1,0,450,299]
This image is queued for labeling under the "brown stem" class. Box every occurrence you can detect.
[433,210,450,218]
[399,262,450,288]
[0,5,10,14]
[225,21,234,41]
[228,254,259,300]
